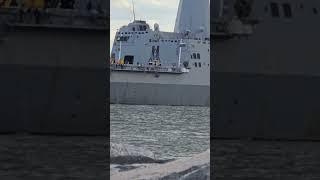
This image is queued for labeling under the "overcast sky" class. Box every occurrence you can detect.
[110,0,180,51]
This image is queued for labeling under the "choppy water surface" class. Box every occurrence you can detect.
[110,104,210,159]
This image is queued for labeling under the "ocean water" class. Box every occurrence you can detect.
[110,104,210,160]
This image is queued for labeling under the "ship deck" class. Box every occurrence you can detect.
[110,64,188,74]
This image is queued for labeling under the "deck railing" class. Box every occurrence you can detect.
[110,64,189,74]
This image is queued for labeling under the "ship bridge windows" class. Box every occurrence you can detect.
[270,2,280,17]
[138,25,147,31]
[282,3,292,18]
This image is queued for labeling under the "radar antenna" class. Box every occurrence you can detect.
[132,0,136,21]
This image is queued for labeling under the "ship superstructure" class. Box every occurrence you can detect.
[110,0,210,106]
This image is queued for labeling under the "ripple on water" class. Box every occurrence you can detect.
[110,104,210,159]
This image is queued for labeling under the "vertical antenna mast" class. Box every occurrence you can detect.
[132,0,136,21]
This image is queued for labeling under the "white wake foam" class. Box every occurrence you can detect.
[111,147,210,180]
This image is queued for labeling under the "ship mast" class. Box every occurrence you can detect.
[132,0,136,21]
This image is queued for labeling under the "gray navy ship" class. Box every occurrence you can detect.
[212,0,320,139]
[0,0,107,135]
[110,0,210,106]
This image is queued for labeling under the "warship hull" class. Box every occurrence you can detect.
[212,0,320,139]
[0,24,107,135]
[110,67,210,106]
[110,82,210,106]
[213,72,320,140]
